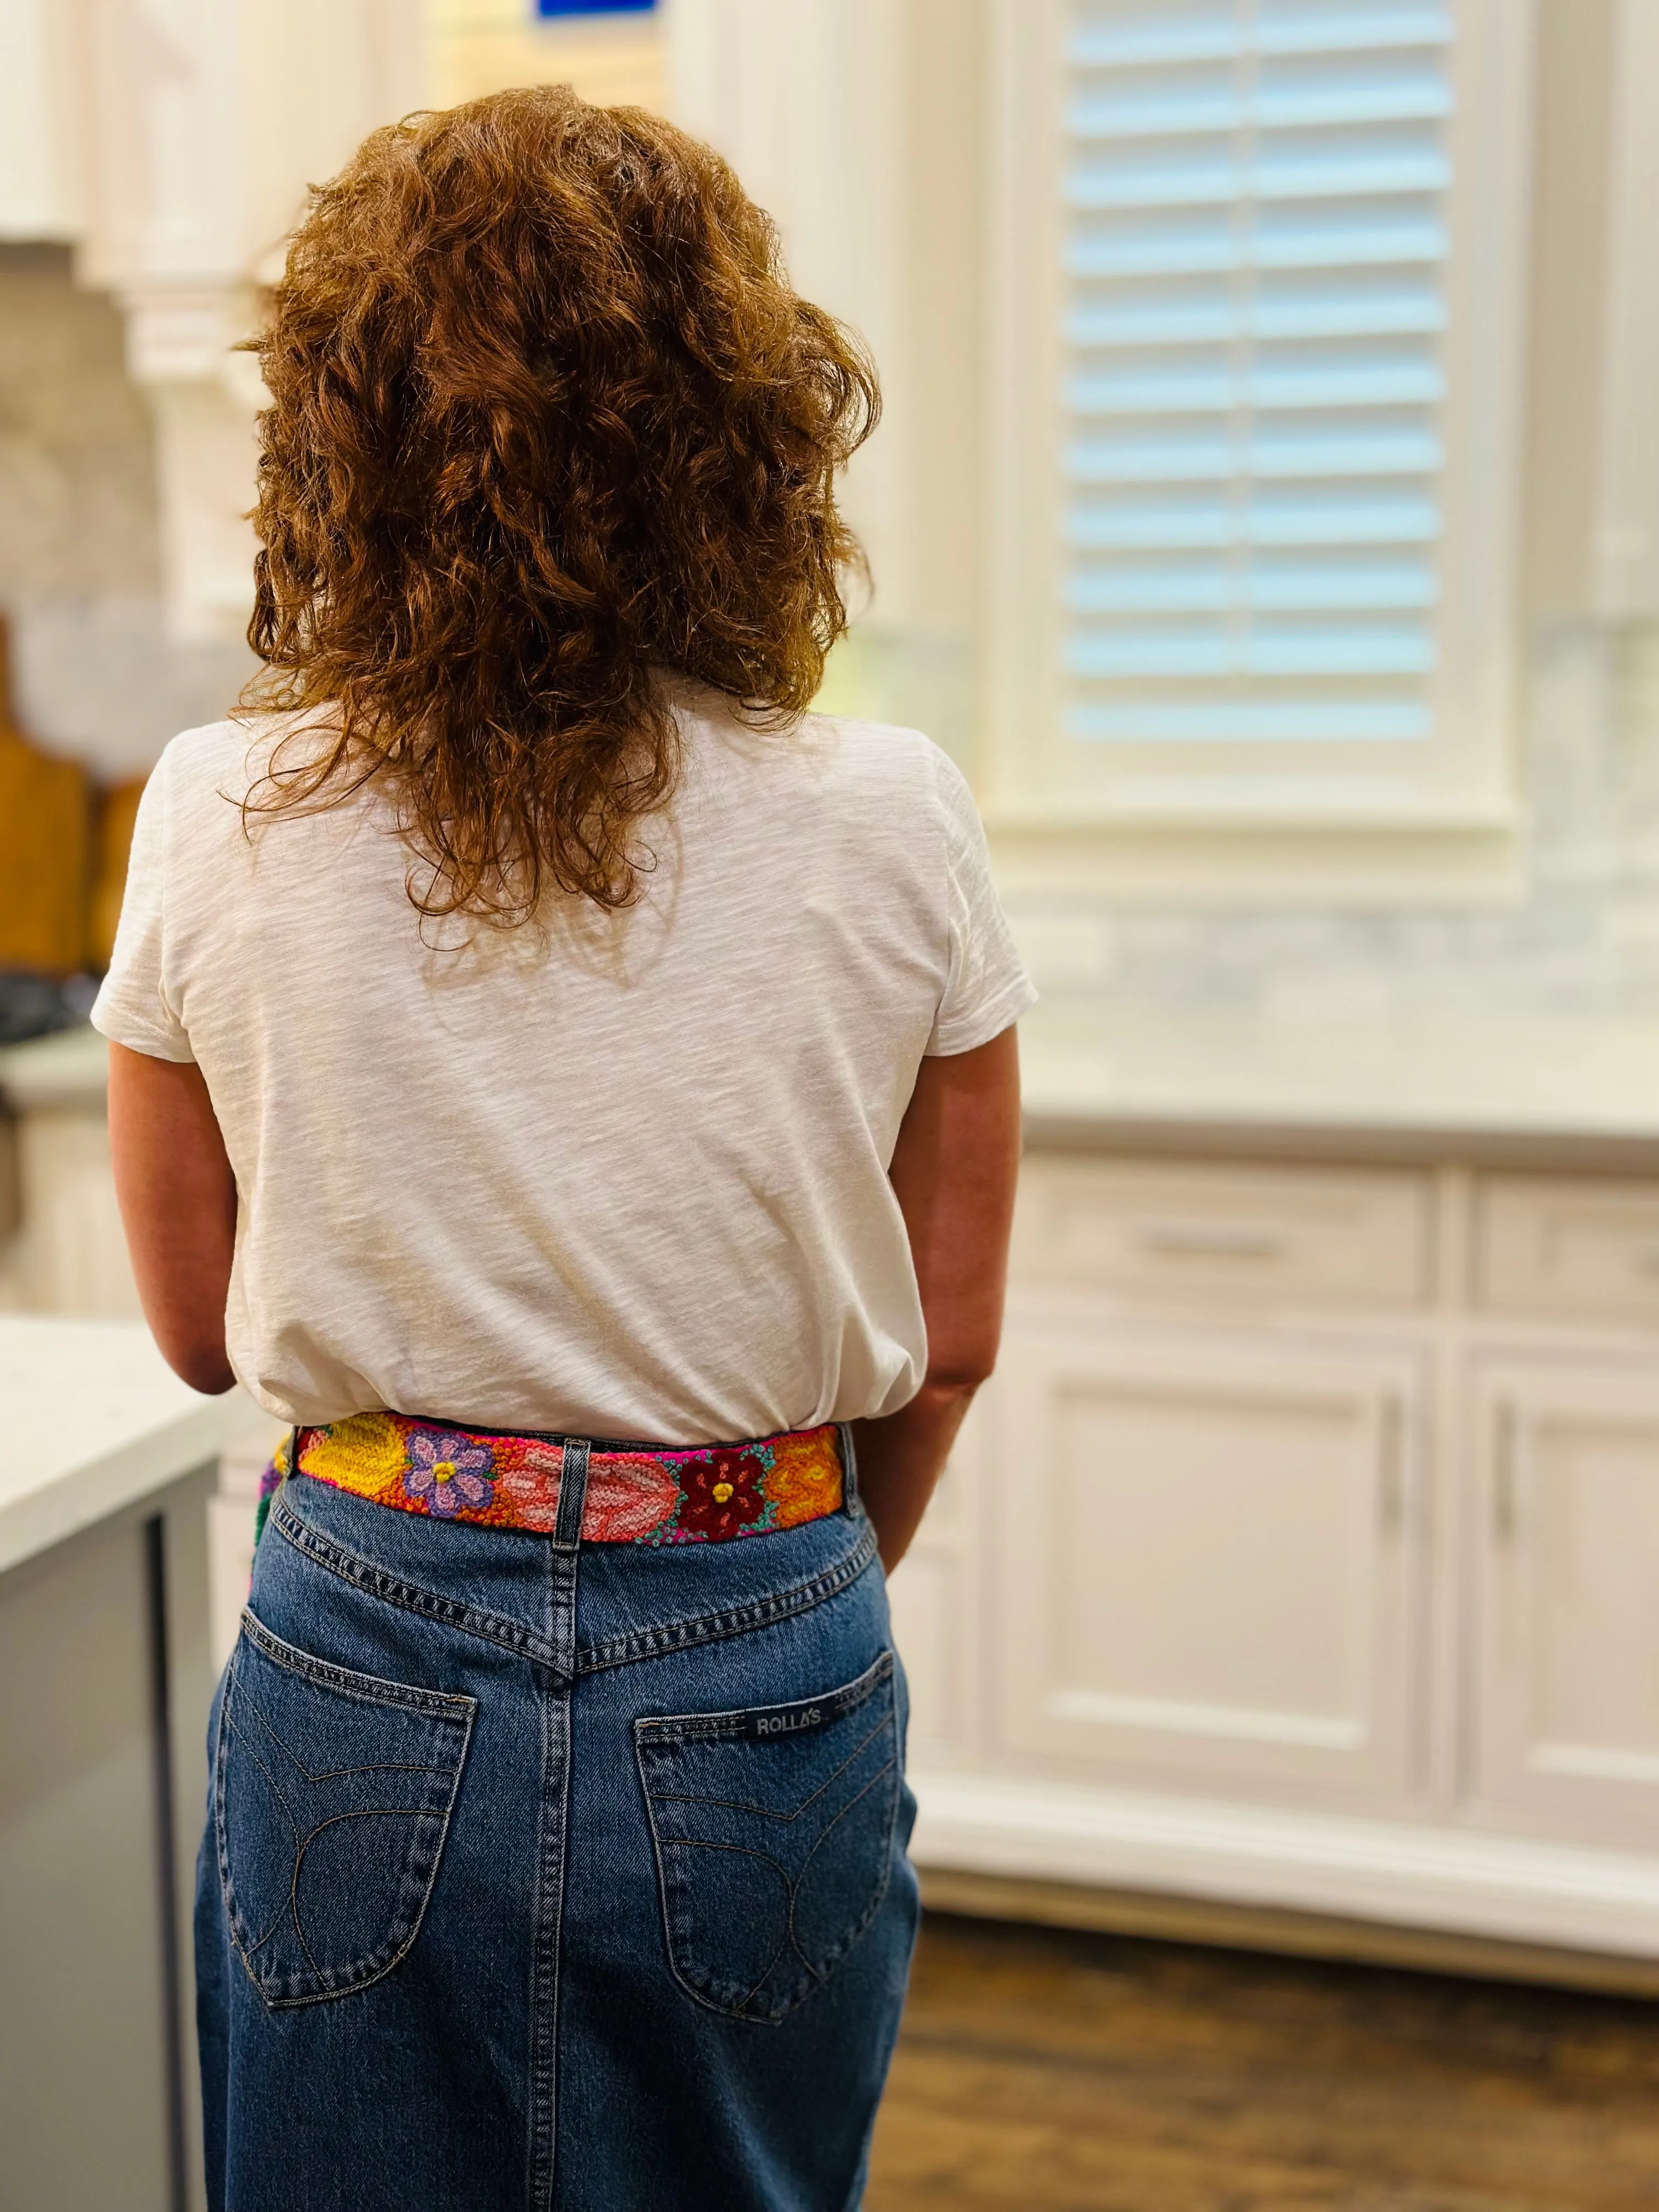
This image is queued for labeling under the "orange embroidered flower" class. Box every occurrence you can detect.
[764,1430,843,1529]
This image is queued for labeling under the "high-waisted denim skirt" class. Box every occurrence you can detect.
[195,1426,917,2211]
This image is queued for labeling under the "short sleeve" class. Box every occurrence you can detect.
[91,752,195,1063]
[926,745,1038,1056]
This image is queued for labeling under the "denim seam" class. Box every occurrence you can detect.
[270,1492,566,1673]
[573,1521,881,1677]
[530,1444,586,2212]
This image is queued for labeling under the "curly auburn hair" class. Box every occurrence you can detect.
[240,85,878,918]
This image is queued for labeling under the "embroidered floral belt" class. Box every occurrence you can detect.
[259,1411,848,1547]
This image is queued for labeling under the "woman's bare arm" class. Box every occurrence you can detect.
[107,1042,238,1395]
[851,1025,1022,1572]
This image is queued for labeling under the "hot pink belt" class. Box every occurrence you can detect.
[261,1411,848,1547]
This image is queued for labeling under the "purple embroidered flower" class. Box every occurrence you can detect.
[403,1429,495,1517]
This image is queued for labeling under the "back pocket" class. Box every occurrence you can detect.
[215,1609,475,2008]
[635,1649,900,2025]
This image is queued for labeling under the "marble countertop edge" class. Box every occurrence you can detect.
[0,1318,269,1577]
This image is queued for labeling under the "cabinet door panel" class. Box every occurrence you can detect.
[886,1551,961,1760]
[996,1319,1422,1797]
[1474,1364,1659,1841]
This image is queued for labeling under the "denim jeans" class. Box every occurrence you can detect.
[196,1442,918,2211]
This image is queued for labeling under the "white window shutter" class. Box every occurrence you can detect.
[1062,0,1456,749]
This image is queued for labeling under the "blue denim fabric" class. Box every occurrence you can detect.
[195,1446,917,2211]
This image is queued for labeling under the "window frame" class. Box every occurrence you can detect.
[980,0,1538,902]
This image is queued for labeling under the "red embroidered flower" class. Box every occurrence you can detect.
[674,1448,767,1540]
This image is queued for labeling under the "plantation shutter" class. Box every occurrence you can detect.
[1062,0,1454,747]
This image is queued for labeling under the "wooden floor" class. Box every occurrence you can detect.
[865,1913,1659,2211]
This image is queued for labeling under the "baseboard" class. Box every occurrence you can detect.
[916,1867,1659,1999]
[909,1768,1659,1973]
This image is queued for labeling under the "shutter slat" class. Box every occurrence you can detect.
[1068,630,1435,678]
[1067,494,1441,549]
[1067,428,1442,482]
[1070,78,1451,142]
[1068,290,1445,346]
[1069,146,1449,208]
[1066,217,1448,275]
[1066,560,1437,611]
[1068,359,1445,412]
[1066,701,1432,741]
[1069,9,1452,69]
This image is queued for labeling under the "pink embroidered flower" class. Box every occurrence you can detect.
[491,1440,566,1533]
[584,1454,682,1543]
[403,1429,494,1517]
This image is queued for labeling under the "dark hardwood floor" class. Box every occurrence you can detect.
[865,1914,1659,2211]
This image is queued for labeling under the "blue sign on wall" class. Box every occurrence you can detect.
[536,1,656,16]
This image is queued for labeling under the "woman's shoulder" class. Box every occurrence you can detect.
[687,697,964,823]
[149,714,278,809]
[794,712,983,848]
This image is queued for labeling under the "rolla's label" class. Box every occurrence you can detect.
[736,1652,892,1742]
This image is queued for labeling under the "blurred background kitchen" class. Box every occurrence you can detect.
[9,3,1659,2207]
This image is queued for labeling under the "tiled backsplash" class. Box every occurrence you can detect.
[0,246,252,778]
[1002,627,1659,1025]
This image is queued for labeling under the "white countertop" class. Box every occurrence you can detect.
[1019,1005,1659,1163]
[12,1008,1659,1161]
[0,1318,266,1576]
[0,1025,110,1111]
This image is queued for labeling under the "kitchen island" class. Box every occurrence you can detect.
[1,1318,261,2212]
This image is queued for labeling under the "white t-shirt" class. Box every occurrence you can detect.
[92,697,1036,1440]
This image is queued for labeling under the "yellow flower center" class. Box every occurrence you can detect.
[712,1481,733,1503]
[433,1460,456,1485]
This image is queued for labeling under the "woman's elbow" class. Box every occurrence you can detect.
[923,1335,1003,1396]
[157,1329,237,1397]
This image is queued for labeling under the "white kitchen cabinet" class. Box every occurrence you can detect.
[1472,1359,1659,1849]
[991,1319,1424,1801]
[898,1145,1659,1967]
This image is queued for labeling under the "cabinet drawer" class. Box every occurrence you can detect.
[1011,1156,1430,1309]
[1477,1177,1659,1323]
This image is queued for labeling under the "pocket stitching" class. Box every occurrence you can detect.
[783,1751,900,1990]
[215,1630,476,2010]
[636,1659,901,2026]
[240,1607,476,1719]
[640,1705,897,1826]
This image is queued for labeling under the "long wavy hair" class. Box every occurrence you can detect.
[239,85,878,920]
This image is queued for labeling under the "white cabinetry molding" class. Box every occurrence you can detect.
[0,0,84,241]
[665,0,914,627]
[1593,0,1659,616]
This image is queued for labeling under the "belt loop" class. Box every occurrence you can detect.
[254,1425,302,1552]
[554,1435,592,1548]
[837,1421,859,1511]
